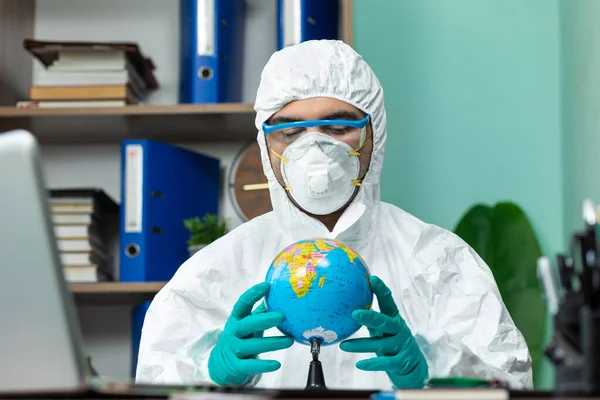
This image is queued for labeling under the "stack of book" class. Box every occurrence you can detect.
[49,188,119,283]
[17,39,159,108]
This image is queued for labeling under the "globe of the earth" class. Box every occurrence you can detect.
[264,238,373,346]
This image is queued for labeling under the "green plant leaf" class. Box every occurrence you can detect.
[454,204,494,261]
[183,213,228,246]
[454,202,546,386]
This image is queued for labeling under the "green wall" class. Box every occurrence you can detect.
[353,0,563,389]
[353,0,563,256]
[560,0,600,239]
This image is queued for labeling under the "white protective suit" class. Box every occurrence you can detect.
[135,40,532,390]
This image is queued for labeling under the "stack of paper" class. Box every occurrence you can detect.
[49,188,119,283]
[17,39,159,108]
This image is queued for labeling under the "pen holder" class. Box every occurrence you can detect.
[554,301,600,395]
[581,306,600,393]
[550,292,583,394]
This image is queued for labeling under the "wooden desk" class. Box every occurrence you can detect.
[3,387,600,400]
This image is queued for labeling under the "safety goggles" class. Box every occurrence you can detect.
[262,114,370,149]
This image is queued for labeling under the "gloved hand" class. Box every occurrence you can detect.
[208,282,294,386]
[340,276,429,388]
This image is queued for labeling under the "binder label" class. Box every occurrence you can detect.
[125,144,143,233]
[197,0,215,56]
[282,0,302,48]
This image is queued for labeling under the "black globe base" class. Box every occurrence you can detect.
[305,360,327,390]
[305,338,327,390]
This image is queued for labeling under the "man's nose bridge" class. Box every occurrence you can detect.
[303,127,342,141]
[306,127,329,135]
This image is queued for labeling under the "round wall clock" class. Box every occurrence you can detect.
[228,141,273,222]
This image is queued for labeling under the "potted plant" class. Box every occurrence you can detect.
[454,201,546,387]
[184,213,228,257]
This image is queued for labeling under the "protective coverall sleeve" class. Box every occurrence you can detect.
[134,244,256,385]
[134,284,225,384]
[412,228,533,390]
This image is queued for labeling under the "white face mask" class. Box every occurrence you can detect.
[272,132,363,215]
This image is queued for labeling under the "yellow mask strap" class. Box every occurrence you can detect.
[270,147,289,163]
[348,136,372,157]
[270,148,292,190]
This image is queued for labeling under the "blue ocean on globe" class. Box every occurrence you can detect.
[264,238,373,346]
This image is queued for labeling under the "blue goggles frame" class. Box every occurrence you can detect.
[262,114,370,135]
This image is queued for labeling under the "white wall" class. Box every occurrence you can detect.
[34,0,278,380]
[76,305,133,379]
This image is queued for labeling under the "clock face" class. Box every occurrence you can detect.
[229,141,273,222]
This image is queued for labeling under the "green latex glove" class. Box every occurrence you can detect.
[208,282,294,386]
[340,276,429,389]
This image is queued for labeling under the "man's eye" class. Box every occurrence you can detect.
[281,128,304,137]
[326,126,351,135]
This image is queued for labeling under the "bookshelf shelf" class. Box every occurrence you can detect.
[70,281,166,305]
[0,103,258,144]
[0,103,254,117]
[70,282,166,293]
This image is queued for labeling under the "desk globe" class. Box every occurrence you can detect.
[264,238,373,346]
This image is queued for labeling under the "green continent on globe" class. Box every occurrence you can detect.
[271,238,362,298]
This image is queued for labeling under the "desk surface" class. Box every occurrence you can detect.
[3,387,600,400]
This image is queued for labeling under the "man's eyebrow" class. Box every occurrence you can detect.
[267,116,302,126]
[319,110,364,121]
[267,110,364,126]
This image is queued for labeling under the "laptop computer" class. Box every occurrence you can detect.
[0,129,221,398]
[0,129,379,399]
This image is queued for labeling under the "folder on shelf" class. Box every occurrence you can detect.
[119,139,220,282]
[277,0,340,50]
[179,0,246,104]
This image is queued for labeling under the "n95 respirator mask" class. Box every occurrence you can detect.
[271,132,362,215]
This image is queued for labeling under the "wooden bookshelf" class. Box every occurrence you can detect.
[0,103,257,144]
[70,281,166,305]
[0,0,354,144]
[342,0,354,47]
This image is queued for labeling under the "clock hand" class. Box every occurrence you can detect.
[243,183,270,191]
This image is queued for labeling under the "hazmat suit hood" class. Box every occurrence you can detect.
[253,40,386,245]
[135,40,533,391]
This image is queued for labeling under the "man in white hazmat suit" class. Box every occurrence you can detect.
[135,40,532,390]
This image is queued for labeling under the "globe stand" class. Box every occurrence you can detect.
[305,338,327,390]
